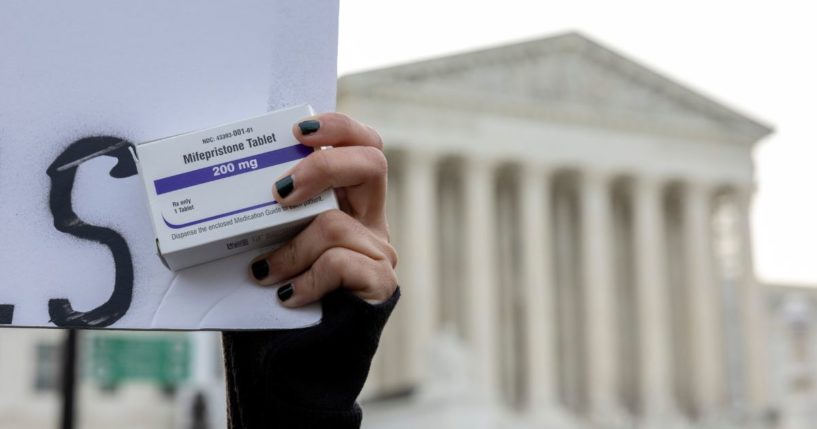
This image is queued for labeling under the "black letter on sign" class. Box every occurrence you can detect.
[46,136,137,328]
[0,305,14,324]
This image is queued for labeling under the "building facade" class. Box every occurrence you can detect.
[339,33,773,428]
[765,284,817,429]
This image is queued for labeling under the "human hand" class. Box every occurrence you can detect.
[248,113,398,307]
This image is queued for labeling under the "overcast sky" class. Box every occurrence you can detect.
[337,0,817,285]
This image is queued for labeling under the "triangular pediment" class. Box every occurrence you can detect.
[339,32,771,144]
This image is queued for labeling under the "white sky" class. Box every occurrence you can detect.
[338,0,817,286]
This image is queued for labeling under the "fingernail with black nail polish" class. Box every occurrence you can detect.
[275,175,294,199]
[251,259,269,281]
[277,283,294,302]
[298,120,320,135]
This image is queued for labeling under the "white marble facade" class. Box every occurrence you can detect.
[766,285,817,429]
[338,33,773,428]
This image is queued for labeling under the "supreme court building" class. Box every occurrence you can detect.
[339,33,774,428]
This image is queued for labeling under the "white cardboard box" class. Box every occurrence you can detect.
[136,104,337,270]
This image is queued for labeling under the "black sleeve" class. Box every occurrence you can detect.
[221,287,400,429]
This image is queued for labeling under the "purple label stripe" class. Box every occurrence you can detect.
[153,144,312,195]
[163,200,278,229]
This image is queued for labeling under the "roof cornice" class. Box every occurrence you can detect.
[339,32,773,145]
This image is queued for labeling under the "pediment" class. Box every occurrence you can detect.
[339,33,771,144]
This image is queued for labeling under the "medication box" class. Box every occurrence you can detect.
[136,104,337,270]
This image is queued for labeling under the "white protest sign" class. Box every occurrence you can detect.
[0,1,338,329]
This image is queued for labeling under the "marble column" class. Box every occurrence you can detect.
[553,175,584,413]
[683,182,725,421]
[580,170,625,422]
[519,165,563,418]
[735,187,769,419]
[462,157,499,394]
[402,151,440,384]
[370,152,411,394]
[632,177,680,425]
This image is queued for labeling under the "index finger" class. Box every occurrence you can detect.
[293,112,383,150]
